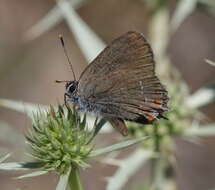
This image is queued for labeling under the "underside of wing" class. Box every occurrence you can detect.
[78,31,169,123]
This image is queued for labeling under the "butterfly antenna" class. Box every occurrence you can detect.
[55,80,70,83]
[59,34,76,81]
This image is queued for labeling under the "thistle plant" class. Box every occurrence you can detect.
[27,105,93,174]
[0,104,148,190]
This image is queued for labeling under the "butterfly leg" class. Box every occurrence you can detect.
[64,93,70,106]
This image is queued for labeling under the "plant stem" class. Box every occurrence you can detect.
[150,123,163,190]
[151,157,164,190]
[67,168,83,190]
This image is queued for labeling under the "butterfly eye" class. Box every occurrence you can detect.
[66,81,78,94]
[68,84,76,94]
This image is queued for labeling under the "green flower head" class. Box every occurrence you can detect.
[26,105,93,174]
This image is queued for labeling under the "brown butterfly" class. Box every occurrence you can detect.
[59,31,169,136]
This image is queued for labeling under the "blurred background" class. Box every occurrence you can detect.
[0,0,215,190]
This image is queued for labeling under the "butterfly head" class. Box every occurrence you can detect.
[65,81,78,95]
[64,80,79,105]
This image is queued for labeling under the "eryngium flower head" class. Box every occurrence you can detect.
[26,105,93,174]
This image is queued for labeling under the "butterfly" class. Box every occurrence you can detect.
[59,31,169,136]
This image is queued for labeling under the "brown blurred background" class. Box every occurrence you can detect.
[0,0,215,190]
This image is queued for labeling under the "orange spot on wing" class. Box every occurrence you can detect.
[154,99,162,104]
[146,115,155,121]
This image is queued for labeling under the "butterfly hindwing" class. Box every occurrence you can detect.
[78,31,169,124]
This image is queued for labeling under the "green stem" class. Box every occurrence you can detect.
[154,124,160,152]
[67,168,83,190]
[151,157,164,190]
[150,123,163,190]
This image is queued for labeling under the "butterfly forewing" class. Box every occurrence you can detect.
[77,31,169,124]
